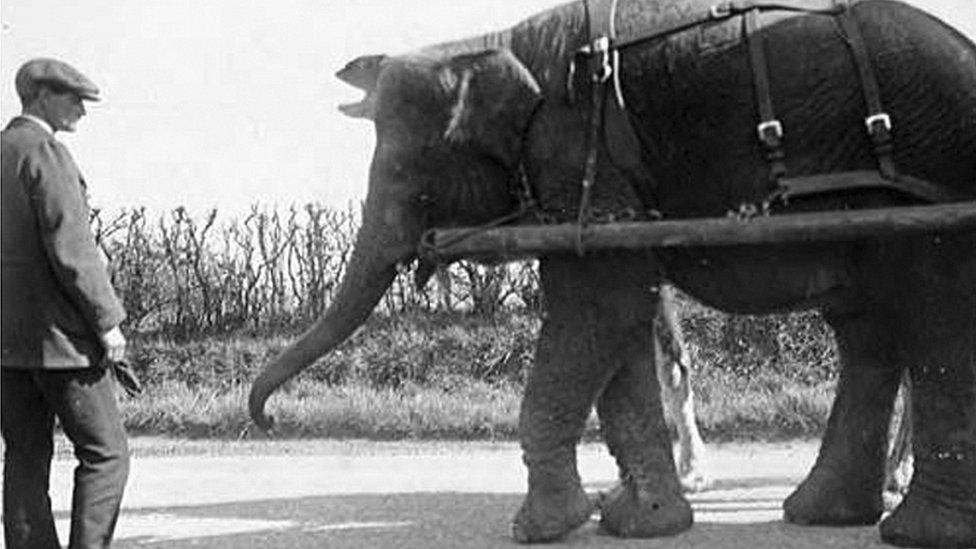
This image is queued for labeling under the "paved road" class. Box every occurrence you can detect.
[6,438,899,548]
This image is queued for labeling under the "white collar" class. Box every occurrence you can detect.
[19,113,55,135]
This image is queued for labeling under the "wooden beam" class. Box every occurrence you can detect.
[421,201,976,261]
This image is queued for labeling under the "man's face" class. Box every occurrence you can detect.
[37,87,86,132]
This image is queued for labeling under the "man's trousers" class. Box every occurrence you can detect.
[2,365,129,549]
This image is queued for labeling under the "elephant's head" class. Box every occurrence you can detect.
[248,48,542,429]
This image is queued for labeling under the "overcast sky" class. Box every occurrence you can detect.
[2,1,973,217]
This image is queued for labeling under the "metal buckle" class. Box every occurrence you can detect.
[757,119,783,143]
[590,36,613,83]
[580,35,610,55]
[865,112,892,135]
[592,36,611,53]
[710,2,732,19]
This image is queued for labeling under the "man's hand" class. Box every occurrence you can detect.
[99,326,126,362]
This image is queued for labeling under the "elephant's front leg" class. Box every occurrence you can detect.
[511,256,618,543]
[511,253,688,542]
[597,310,694,537]
[784,309,903,525]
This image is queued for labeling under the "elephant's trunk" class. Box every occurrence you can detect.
[248,192,411,431]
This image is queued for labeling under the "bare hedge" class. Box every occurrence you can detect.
[92,203,539,337]
[92,203,837,381]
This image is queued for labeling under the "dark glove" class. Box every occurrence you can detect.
[109,359,144,397]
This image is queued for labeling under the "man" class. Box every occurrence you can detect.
[2,58,129,549]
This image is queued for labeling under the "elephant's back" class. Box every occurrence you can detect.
[613,0,975,216]
[852,0,976,189]
[851,0,976,193]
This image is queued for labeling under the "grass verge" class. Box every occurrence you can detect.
[122,379,525,440]
[118,375,837,443]
[116,308,843,442]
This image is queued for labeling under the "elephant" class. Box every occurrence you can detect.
[249,0,976,546]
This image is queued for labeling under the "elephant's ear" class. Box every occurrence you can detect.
[440,50,542,168]
[337,54,387,119]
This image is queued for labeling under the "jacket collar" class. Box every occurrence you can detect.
[16,113,55,135]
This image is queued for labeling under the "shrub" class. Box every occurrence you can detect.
[101,203,838,395]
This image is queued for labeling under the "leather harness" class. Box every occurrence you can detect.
[417,0,969,262]
[570,0,961,253]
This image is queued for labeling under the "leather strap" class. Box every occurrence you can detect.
[744,8,788,184]
[577,73,605,236]
[836,8,898,179]
[574,0,843,194]
[778,171,966,203]
[580,0,625,107]
[584,0,648,176]
[575,0,615,253]
[577,0,644,254]
[605,0,845,53]
[575,0,958,222]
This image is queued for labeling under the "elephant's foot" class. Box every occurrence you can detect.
[880,489,976,548]
[783,463,882,525]
[598,476,693,538]
[511,483,592,543]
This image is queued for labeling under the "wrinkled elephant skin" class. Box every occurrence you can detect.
[250,0,976,546]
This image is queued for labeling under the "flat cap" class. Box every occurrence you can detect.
[15,58,100,102]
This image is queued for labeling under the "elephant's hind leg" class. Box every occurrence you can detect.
[879,237,976,549]
[784,309,902,526]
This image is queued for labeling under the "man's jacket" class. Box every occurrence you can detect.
[1,116,125,368]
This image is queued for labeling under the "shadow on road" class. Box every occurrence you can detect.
[112,493,520,548]
[105,491,889,549]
